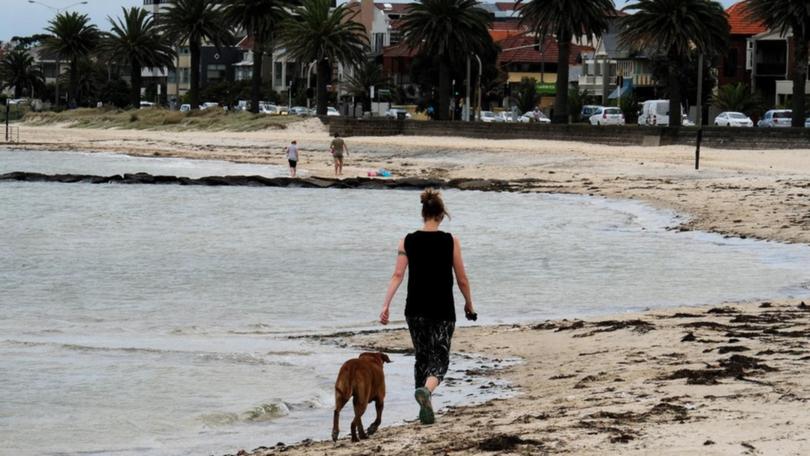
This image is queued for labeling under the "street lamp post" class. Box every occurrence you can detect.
[28,1,90,109]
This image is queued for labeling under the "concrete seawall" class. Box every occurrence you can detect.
[328,118,810,150]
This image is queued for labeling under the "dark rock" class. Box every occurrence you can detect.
[681,332,697,342]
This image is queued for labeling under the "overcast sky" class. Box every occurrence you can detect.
[1,0,740,43]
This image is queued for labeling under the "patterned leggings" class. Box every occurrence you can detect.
[406,316,455,389]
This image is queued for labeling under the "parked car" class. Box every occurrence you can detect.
[179,104,191,113]
[479,110,497,122]
[327,106,340,116]
[713,111,753,127]
[289,106,310,116]
[200,102,220,110]
[638,99,691,127]
[259,104,277,114]
[589,107,625,126]
[384,108,412,120]
[757,109,792,128]
[518,110,551,123]
[580,105,602,122]
[139,101,155,109]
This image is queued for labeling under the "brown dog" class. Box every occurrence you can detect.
[332,352,391,442]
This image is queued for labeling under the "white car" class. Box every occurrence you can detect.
[479,110,497,122]
[518,110,551,123]
[139,101,155,109]
[589,107,625,126]
[384,108,412,120]
[758,109,792,128]
[713,112,753,127]
[289,106,310,116]
[326,107,340,116]
[200,102,220,110]
[179,104,191,113]
[494,112,514,122]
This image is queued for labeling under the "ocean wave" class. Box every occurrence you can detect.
[0,340,295,366]
[200,393,332,427]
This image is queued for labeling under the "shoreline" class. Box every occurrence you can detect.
[236,299,810,456]
[5,123,810,454]
[5,122,810,245]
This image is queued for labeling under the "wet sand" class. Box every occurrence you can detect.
[8,120,810,454]
[238,300,810,455]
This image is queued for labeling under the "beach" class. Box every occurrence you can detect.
[6,120,810,454]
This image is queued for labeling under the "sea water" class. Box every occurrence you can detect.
[2,150,810,455]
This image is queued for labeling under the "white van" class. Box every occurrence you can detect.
[638,100,692,126]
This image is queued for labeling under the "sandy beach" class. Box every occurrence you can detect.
[7,120,810,454]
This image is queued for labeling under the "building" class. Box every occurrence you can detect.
[577,16,657,103]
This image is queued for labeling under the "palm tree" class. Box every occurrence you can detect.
[517,0,615,124]
[746,0,810,127]
[160,0,233,110]
[105,7,177,108]
[400,0,492,121]
[278,0,369,116]
[224,0,291,113]
[712,82,762,117]
[343,59,389,113]
[45,12,100,107]
[620,0,729,127]
[0,49,45,98]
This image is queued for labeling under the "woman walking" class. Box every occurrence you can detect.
[379,189,475,425]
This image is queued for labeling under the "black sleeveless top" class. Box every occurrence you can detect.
[404,230,455,321]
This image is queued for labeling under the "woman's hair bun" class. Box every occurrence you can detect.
[420,188,449,221]
[421,188,440,204]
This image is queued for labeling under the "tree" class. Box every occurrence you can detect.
[343,59,389,112]
[161,0,233,110]
[105,7,176,108]
[224,0,291,113]
[513,77,540,113]
[0,49,45,98]
[620,0,729,127]
[278,0,369,116]
[712,82,763,116]
[400,0,492,120]
[44,12,100,107]
[746,0,810,127]
[517,0,615,124]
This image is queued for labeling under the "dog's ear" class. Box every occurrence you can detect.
[380,353,392,363]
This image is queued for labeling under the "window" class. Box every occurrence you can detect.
[724,49,738,78]
[206,64,226,81]
[373,33,385,53]
[274,61,283,87]
[168,69,177,84]
[179,47,190,55]
[179,68,190,84]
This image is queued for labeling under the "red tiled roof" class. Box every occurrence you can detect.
[382,42,418,58]
[497,33,593,65]
[726,1,767,36]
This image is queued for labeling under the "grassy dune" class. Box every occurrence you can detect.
[23,108,303,132]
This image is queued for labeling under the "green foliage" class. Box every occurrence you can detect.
[620,0,729,127]
[44,12,100,106]
[513,77,539,113]
[104,7,177,108]
[400,0,493,119]
[278,0,369,115]
[711,83,763,117]
[160,0,234,109]
[567,86,589,122]
[343,60,389,111]
[517,0,615,123]
[0,48,45,98]
[746,0,810,126]
[618,93,640,124]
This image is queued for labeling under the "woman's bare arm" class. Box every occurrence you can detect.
[380,239,408,325]
[453,236,474,314]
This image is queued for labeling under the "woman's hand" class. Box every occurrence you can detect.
[379,306,390,325]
